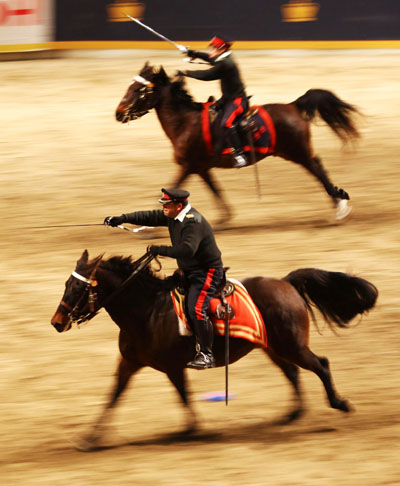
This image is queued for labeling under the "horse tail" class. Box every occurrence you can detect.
[293,89,360,142]
[283,268,378,330]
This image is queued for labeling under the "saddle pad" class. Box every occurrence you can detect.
[201,103,276,158]
[170,278,267,348]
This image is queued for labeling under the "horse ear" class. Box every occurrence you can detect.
[158,66,168,83]
[140,61,150,75]
[78,249,89,265]
[93,253,105,265]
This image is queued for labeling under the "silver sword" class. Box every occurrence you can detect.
[117,224,154,233]
[124,13,187,52]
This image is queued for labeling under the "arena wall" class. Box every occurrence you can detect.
[1,0,400,55]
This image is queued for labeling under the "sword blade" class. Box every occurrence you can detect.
[27,223,105,229]
[124,13,181,49]
[117,224,154,233]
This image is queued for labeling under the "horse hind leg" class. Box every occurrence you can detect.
[295,153,352,220]
[308,156,352,220]
[293,347,353,413]
[263,348,305,424]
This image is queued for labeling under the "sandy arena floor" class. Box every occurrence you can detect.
[0,50,399,485]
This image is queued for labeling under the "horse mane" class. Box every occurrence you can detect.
[98,255,177,292]
[168,77,203,112]
[141,63,202,112]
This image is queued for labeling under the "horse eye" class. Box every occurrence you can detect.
[67,278,84,293]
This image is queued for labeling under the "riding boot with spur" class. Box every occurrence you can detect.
[228,125,247,168]
[186,318,216,370]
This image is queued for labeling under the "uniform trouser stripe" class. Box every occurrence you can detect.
[225,97,244,128]
[194,268,216,320]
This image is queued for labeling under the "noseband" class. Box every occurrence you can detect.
[125,75,155,121]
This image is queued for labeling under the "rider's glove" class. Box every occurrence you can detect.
[187,49,196,58]
[177,44,189,54]
[104,215,126,227]
[149,245,161,256]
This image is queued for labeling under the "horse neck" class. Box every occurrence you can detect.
[96,266,169,332]
[154,85,196,142]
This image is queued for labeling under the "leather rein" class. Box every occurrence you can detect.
[61,252,155,325]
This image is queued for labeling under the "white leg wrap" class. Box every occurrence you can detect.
[335,199,352,220]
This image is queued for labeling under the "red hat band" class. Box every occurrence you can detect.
[159,188,190,204]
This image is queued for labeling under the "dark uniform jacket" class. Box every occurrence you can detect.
[123,207,222,273]
[185,51,246,105]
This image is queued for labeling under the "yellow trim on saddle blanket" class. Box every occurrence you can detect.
[170,279,267,348]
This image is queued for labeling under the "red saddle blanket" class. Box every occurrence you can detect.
[170,279,267,348]
[201,103,276,158]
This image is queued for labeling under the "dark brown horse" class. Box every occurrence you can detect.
[51,250,377,450]
[116,63,360,223]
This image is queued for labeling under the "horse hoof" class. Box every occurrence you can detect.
[339,399,354,413]
[332,398,353,413]
[335,199,352,220]
[275,408,304,425]
[70,434,100,452]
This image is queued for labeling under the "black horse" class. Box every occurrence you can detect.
[51,250,378,450]
[116,63,360,223]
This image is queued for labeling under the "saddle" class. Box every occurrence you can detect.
[170,275,267,348]
[172,267,235,320]
[201,101,277,158]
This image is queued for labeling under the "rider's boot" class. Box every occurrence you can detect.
[228,125,247,168]
[186,318,216,370]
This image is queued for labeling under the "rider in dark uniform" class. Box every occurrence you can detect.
[104,188,224,370]
[178,35,249,168]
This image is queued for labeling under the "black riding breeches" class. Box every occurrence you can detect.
[220,97,249,129]
[186,267,225,326]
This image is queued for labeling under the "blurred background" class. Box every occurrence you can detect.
[1,2,400,486]
[1,0,400,55]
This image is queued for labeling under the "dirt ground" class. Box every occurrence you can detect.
[1,49,399,486]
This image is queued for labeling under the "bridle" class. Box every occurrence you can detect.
[61,252,155,325]
[124,75,156,122]
[60,259,102,325]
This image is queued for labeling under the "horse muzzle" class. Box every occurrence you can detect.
[51,312,72,333]
[116,105,149,123]
[116,108,129,123]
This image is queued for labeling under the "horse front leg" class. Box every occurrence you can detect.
[73,358,141,451]
[198,169,233,227]
[166,366,198,436]
[171,163,192,189]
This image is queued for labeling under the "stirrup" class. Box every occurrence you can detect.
[186,351,216,370]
